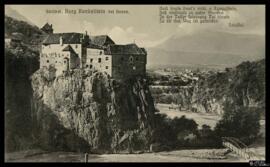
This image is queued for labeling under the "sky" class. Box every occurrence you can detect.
[6,5,265,48]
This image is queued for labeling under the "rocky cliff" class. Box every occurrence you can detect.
[178,59,265,116]
[5,44,39,152]
[30,68,156,153]
[191,59,265,115]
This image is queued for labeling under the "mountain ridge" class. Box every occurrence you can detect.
[147,30,264,67]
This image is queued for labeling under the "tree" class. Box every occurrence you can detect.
[214,103,261,145]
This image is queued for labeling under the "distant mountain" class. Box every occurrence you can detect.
[5,6,36,26]
[147,30,265,67]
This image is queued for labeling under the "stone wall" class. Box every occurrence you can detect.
[112,54,146,79]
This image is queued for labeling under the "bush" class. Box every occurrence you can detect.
[152,114,201,150]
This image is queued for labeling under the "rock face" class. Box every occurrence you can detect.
[5,44,39,152]
[190,59,265,115]
[30,67,156,153]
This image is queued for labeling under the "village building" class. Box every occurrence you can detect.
[40,23,147,78]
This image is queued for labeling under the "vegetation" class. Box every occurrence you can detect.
[152,114,222,150]
[5,15,45,51]
[214,103,261,145]
[5,47,39,152]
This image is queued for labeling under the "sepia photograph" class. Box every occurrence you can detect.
[4,4,266,162]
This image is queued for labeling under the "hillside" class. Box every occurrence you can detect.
[5,15,46,51]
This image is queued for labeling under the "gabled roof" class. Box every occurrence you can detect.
[42,33,84,44]
[90,35,115,46]
[104,44,147,55]
[62,45,76,54]
[42,33,116,46]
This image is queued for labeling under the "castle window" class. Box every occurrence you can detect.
[47,60,49,63]
[100,51,103,55]
[105,57,109,61]
[90,58,93,63]
[90,65,93,69]
[98,58,101,63]
[75,45,78,48]
[106,66,109,69]
[86,65,89,68]
[55,61,57,63]
[64,60,66,63]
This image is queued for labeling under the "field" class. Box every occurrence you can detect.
[155,103,222,129]
[5,148,246,162]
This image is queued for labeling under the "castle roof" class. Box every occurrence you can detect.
[89,35,115,46]
[104,44,147,55]
[62,44,76,54]
[41,23,53,30]
[43,33,83,44]
[42,33,115,47]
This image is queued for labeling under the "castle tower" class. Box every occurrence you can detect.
[41,23,54,34]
